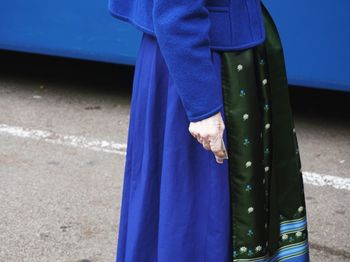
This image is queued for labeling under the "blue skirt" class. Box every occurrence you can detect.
[116,32,232,261]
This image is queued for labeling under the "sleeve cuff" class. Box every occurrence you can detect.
[187,104,223,122]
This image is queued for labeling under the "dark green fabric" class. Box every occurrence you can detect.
[220,3,310,260]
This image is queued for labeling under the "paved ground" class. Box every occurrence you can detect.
[0,51,349,262]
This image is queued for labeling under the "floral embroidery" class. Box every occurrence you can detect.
[237,64,243,71]
[240,246,247,253]
[247,249,254,256]
[248,207,254,213]
[282,234,289,240]
[264,103,270,111]
[298,206,304,212]
[264,147,270,154]
[240,89,246,97]
[233,251,238,257]
[247,229,254,236]
[262,79,268,85]
[259,59,265,65]
[243,113,249,120]
[264,166,270,172]
[245,184,253,192]
[295,231,302,237]
[265,123,271,129]
[243,138,250,146]
[256,245,262,252]
[245,161,252,168]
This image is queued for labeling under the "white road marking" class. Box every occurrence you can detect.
[302,172,350,191]
[0,124,127,156]
[0,124,349,190]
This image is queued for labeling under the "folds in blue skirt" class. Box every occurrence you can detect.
[116,32,232,262]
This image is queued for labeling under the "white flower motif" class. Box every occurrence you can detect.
[237,64,243,71]
[264,166,270,172]
[262,79,268,85]
[248,207,254,213]
[240,246,247,253]
[296,231,302,237]
[243,113,249,120]
[245,161,252,168]
[265,123,271,129]
[282,234,289,240]
[298,206,304,212]
[255,245,262,252]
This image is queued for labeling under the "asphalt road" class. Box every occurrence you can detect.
[0,51,349,262]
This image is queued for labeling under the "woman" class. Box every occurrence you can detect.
[108,0,310,261]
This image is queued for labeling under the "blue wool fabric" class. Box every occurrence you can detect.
[115,33,231,262]
[108,0,265,121]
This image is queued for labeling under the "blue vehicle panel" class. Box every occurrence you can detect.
[0,0,141,65]
[0,0,349,91]
[264,0,350,92]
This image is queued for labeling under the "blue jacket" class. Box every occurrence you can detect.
[108,0,266,121]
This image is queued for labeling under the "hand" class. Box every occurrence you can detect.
[188,111,228,164]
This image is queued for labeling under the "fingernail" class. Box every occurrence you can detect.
[215,157,223,164]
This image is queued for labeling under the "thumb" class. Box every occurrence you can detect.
[209,133,222,152]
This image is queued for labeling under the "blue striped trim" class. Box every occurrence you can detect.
[280,251,309,262]
[233,217,309,262]
[280,217,307,235]
[270,241,309,262]
[233,242,308,262]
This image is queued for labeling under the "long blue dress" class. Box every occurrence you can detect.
[116,32,232,262]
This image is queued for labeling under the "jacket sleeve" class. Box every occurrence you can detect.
[152,0,223,122]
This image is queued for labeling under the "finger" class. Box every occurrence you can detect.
[211,139,226,159]
[210,138,223,154]
[215,155,224,164]
[202,141,211,150]
[220,139,229,159]
[188,125,199,138]
[211,132,221,143]
[211,147,225,158]
[214,150,226,158]
[196,134,204,143]
[192,134,201,143]
[190,131,199,139]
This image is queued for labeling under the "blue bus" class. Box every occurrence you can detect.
[0,0,349,92]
